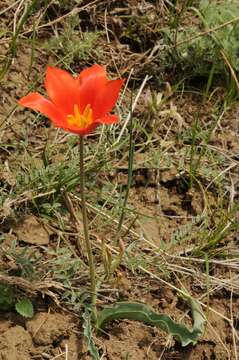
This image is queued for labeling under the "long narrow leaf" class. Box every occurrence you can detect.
[97,298,205,347]
[83,310,100,360]
[115,91,134,240]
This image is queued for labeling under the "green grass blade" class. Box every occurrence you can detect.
[115,92,135,241]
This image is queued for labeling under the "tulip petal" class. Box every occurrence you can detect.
[77,64,107,85]
[92,79,124,119]
[95,114,118,124]
[45,66,79,114]
[18,92,64,125]
[77,65,108,111]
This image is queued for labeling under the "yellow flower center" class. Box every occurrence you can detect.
[67,104,93,128]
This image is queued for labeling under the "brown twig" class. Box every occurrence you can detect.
[0,273,63,305]
[62,189,84,255]
[220,50,239,94]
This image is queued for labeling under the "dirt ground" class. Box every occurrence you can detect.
[0,282,238,359]
[0,0,238,359]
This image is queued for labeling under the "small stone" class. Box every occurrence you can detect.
[14,215,49,245]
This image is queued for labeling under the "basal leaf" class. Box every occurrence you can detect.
[97,297,205,347]
[83,310,100,360]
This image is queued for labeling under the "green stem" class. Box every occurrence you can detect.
[79,136,97,320]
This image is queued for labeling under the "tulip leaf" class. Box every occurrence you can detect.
[97,297,205,347]
[83,310,100,360]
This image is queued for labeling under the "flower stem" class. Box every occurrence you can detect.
[79,136,97,320]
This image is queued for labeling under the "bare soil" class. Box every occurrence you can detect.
[0,282,237,359]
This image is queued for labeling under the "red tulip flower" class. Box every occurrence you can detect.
[18,64,124,135]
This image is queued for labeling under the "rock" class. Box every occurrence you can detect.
[14,216,49,245]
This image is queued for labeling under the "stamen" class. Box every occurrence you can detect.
[66,104,93,128]
[74,104,81,120]
[83,104,91,118]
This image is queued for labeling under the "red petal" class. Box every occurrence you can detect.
[77,64,107,84]
[44,66,79,114]
[18,92,64,125]
[95,114,118,124]
[77,65,108,111]
[92,79,124,119]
